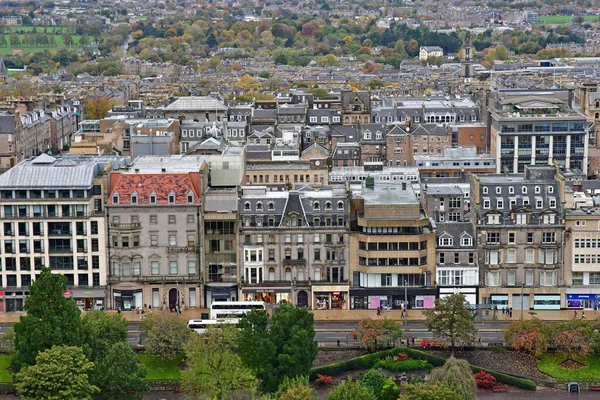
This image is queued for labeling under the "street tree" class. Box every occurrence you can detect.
[503,319,548,357]
[81,311,149,399]
[352,318,403,352]
[182,325,258,400]
[12,267,82,372]
[238,303,318,393]
[398,382,462,400]
[424,294,477,356]
[14,345,99,400]
[140,313,190,360]
[326,377,377,400]
[428,357,476,400]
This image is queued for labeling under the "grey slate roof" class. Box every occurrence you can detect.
[164,96,227,111]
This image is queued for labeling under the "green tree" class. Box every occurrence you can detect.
[62,33,74,47]
[274,375,316,400]
[380,379,400,400]
[91,342,149,400]
[398,382,462,400]
[394,39,408,58]
[238,303,318,393]
[9,33,20,47]
[326,377,377,400]
[424,294,477,356]
[140,313,190,360]
[360,369,387,398]
[316,53,340,67]
[428,357,476,400]
[182,325,258,400]
[81,311,148,400]
[14,346,99,400]
[352,318,403,352]
[12,267,82,372]
[406,39,419,57]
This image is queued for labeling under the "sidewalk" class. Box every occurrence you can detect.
[0,308,595,324]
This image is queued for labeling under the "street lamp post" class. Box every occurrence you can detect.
[404,280,408,325]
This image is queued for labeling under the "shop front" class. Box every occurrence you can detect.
[71,288,106,311]
[0,291,28,312]
[204,283,238,308]
[113,289,143,311]
[567,293,600,309]
[350,288,437,310]
[241,287,292,305]
[438,287,478,305]
[312,285,349,310]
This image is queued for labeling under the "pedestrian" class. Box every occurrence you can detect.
[478,337,482,346]
[501,307,505,315]
[117,307,121,315]
[582,311,586,320]
[411,336,415,346]
[509,307,513,318]
[574,310,578,319]
[377,307,381,316]
[140,310,145,320]
[337,338,340,347]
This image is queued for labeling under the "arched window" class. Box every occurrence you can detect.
[187,191,194,203]
[337,201,344,210]
[112,191,119,204]
[244,202,251,211]
[313,201,320,210]
[130,192,138,204]
[256,202,263,211]
[285,267,292,281]
[268,202,275,210]
[325,201,332,210]
[168,191,176,204]
[534,186,540,194]
[149,191,157,204]
[268,267,275,281]
[297,268,305,281]
[314,267,321,281]
[482,187,488,194]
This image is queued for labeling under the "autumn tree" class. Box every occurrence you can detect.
[236,74,262,91]
[12,268,82,372]
[429,357,476,400]
[352,318,402,352]
[14,346,99,400]
[406,39,419,57]
[424,294,477,356]
[84,97,115,119]
[549,320,594,359]
[274,375,316,400]
[182,325,257,400]
[503,319,548,357]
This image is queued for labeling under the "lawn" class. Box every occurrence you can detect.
[538,15,598,24]
[0,33,83,55]
[137,354,183,381]
[0,356,11,383]
[7,26,74,34]
[538,353,600,380]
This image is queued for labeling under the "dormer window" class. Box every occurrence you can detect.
[187,192,194,203]
[548,186,554,194]
[495,187,501,194]
[534,186,541,194]
[313,202,320,210]
[522,187,527,194]
[268,202,275,210]
[439,236,453,246]
[461,236,472,246]
[509,186,514,194]
[131,192,138,204]
[112,192,119,204]
[149,192,157,204]
[325,201,332,210]
[168,192,175,204]
[337,201,344,210]
[256,202,263,211]
[244,202,251,211]
[483,187,488,194]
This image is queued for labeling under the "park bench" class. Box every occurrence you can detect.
[492,385,508,393]
[589,385,600,391]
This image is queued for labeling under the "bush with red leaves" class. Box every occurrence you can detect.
[473,371,497,389]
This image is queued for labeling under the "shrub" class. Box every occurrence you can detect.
[473,371,497,389]
[380,379,400,400]
[429,357,476,400]
[316,374,333,386]
[373,359,433,372]
[360,369,387,397]
[394,352,408,362]
[503,319,548,357]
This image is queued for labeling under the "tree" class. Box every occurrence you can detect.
[406,39,419,57]
[549,320,594,359]
[84,97,115,119]
[352,318,403,352]
[428,357,476,400]
[139,313,190,360]
[503,319,548,357]
[326,377,377,400]
[316,54,340,67]
[12,268,82,372]
[236,74,262,91]
[182,325,258,400]
[274,375,316,400]
[238,303,318,393]
[380,379,400,400]
[14,346,99,400]
[360,369,387,398]
[9,33,20,47]
[398,382,462,400]
[62,33,74,47]
[81,311,148,400]
[394,39,408,58]
[91,342,149,400]
[424,294,477,356]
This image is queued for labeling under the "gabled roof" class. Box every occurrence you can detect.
[279,192,307,227]
[301,142,329,157]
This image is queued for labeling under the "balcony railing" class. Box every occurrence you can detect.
[108,275,201,284]
[167,245,199,254]
[282,259,306,266]
[110,222,141,230]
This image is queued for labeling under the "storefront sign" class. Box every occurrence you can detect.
[242,288,290,294]
[567,294,600,300]
[333,292,340,295]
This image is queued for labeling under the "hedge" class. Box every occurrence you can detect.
[310,347,537,391]
[373,359,433,372]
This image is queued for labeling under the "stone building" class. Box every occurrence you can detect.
[238,185,350,309]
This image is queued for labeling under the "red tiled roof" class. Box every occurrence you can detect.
[108,172,201,205]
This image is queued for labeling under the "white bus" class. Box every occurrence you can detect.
[209,301,266,320]
[187,319,239,334]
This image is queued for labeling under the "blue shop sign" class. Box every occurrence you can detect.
[567,294,600,300]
